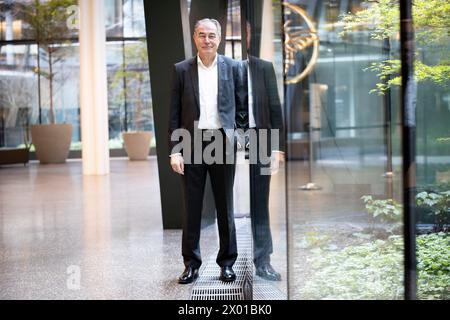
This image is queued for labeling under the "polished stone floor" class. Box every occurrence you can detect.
[0,158,226,299]
[0,157,289,300]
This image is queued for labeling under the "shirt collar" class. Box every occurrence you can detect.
[197,54,218,70]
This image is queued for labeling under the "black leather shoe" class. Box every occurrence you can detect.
[256,263,281,281]
[178,266,199,284]
[219,266,236,282]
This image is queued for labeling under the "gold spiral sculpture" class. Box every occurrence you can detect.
[283,2,320,84]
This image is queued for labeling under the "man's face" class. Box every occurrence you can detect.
[193,21,221,57]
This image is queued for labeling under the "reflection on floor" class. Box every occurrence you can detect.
[0,158,288,299]
[0,159,216,299]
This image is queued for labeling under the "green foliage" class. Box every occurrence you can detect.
[340,0,400,41]
[362,192,450,232]
[361,195,402,234]
[417,191,450,232]
[361,196,402,223]
[298,233,450,300]
[417,232,450,299]
[23,0,76,45]
[437,137,450,144]
[22,0,76,123]
[340,0,450,44]
[365,59,450,95]
[417,182,450,194]
[364,59,401,94]
[339,0,450,94]
[299,236,404,299]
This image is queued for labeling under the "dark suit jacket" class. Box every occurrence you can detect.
[248,56,285,152]
[169,55,247,152]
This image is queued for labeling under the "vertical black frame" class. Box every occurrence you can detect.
[400,0,417,300]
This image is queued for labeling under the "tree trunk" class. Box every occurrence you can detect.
[48,46,55,124]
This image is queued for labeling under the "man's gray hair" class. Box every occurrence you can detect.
[194,18,221,38]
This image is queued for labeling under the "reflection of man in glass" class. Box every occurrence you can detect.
[245,23,285,281]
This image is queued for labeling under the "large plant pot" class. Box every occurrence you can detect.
[31,124,72,164]
[122,131,152,161]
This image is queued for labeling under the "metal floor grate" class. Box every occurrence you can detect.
[253,279,287,300]
[190,217,287,300]
[190,218,253,300]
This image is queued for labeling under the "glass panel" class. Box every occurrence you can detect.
[123,0,146,38]
[414,0,450,300]
[0,1,26,41]
[1,0,152,155]
[107,39,154,150]
[105,0,124,38]
[123,40,152,132]
[0,0,74,41]
[36,43,80,132]
[242,0,288,299]
[284,0,404,299]
[106,41,125,149]
[47,43,80,147]
[0,44,38,148]
[105,0,146,38]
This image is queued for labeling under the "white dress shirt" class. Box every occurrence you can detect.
[197,54,221,129]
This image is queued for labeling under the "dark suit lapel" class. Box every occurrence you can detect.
[189,58,200,112]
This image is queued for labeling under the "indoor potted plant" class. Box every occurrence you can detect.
[24,0,76,164]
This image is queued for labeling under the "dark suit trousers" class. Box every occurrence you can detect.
[249,130,274,267]
[181,130,237,269]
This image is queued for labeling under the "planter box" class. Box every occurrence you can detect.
[0,148,29,166]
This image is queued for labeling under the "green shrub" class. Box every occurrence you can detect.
[416,191,450,232]
[361,195,402,234]
[298,233,449,300]
[417,232,450,299]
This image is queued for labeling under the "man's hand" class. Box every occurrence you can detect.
[170,154,184,175]
[270,152,285,175]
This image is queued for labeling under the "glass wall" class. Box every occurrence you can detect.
[413,0,449,300]
[0,43,38,148]
[284,0,405,299]
[0,0,154,153]
[283,0,449,300]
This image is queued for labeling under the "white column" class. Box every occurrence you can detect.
[79,0,110,175]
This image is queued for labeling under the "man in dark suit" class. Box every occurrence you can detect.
[169,18,247,284]
[245,23,285,281]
